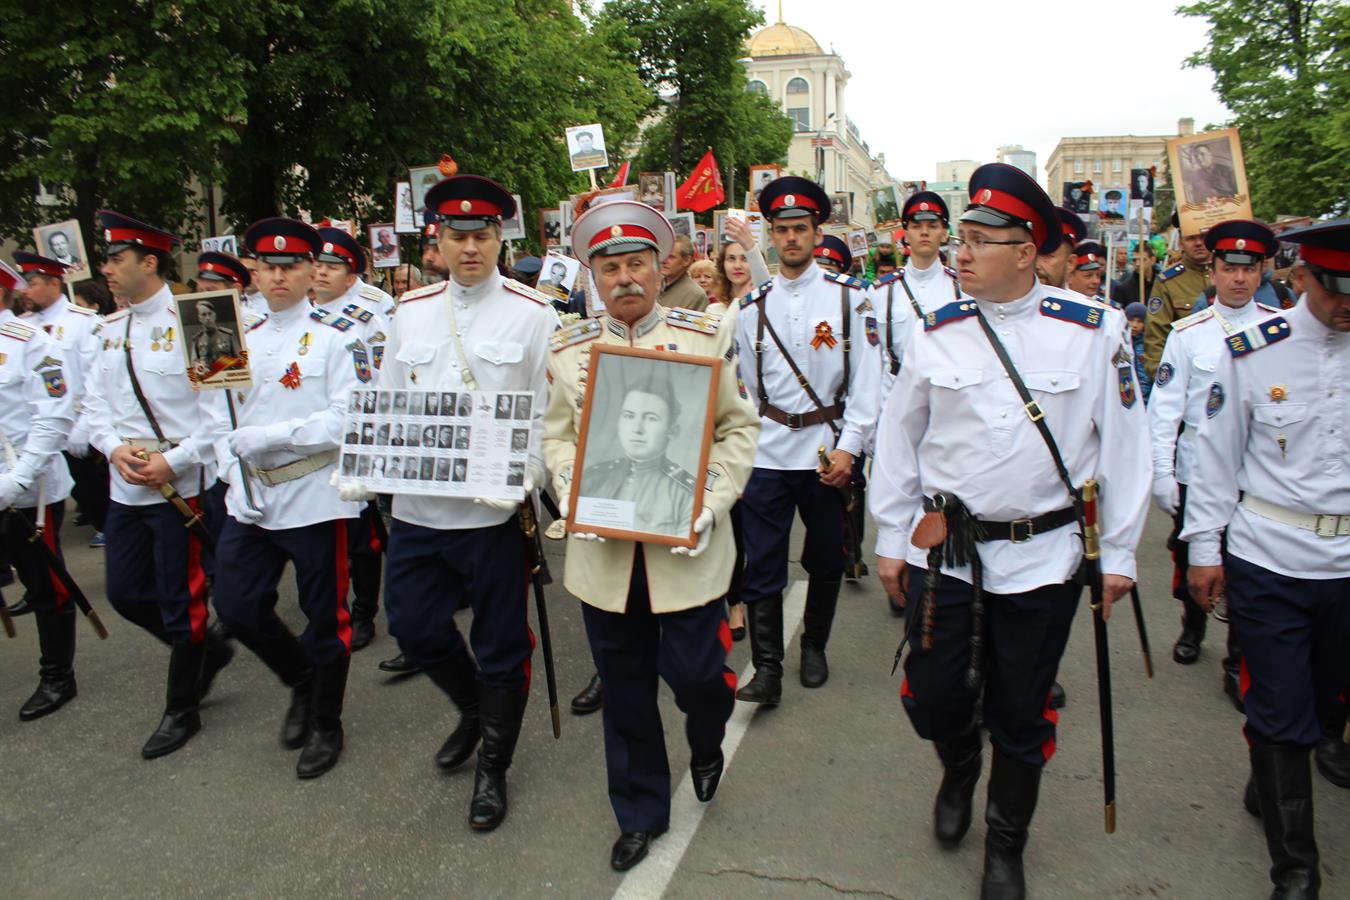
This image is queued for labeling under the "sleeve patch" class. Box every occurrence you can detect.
[1118,366,1136,408]
[1155,362,1174,387]
[1205,382,1225,418]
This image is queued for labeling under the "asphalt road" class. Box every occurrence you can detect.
[1,506,1346,899]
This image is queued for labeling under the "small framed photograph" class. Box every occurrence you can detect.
[500,194,526,242]
[871,186,902,227]
[747,165,780,211]
[538,251,581,301]
[200,235,238,255]
[567,345,721,546]
[828,193,851,227]
[539,208,562,247]
[665,211,694,241]
[694,227,711,260]
[848,229,868,259]
[1168,127,1251,234]
[560,200,577,249]
[174,289,252,390]
[32,220,91,283]
[588,186,638,207]
[368,224,400,268]
[1129,169,1155,204]
[639,173,666,209]
[394,182,418,233]
[1099,186,1127,220]
[1062,182,1092,213]
[408,165,443,221]
[566,123,609,172]
[900,180,925,201]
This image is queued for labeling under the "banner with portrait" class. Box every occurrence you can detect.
[1167,128,1251,235]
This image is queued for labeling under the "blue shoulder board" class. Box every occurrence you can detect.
[823,271,866,290]
[1159,263,1185,282]
[739,280,773,309]
[309,308,331,322]
[943,265,960,280]
[247,316,268,332]
[1039,297,1104,329]
[923,300,978,332]
[1226,316,1291,357]
[872,270,902,287]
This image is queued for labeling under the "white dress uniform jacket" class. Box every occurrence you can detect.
[380,272,558,531]
[734,262,880,467]
[313,282,388,379]
[870,283,1151,592]
[25,295,100,423]
[0,312,75,505]
[1182,298,1349,577]
[873,260,962,399]
[1147,299,1278,484]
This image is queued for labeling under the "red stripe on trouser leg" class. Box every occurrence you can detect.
[334,521,352,653]
[1239,657,1251,700]
[722,668,738,693]
[522,625,536,693]
[42,506,70,612]
[900,676,914,700]
[1040,693,1060,763]
[1170,547,1181,594]
[717,619,732,655]
[185,498,209,643]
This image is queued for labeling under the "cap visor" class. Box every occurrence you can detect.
[442,218,495,232]
[960,206,1022,229]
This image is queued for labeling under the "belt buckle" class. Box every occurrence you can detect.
[784,412,803,430]
[1010,518,1034,543]
[1314,514,1342,538]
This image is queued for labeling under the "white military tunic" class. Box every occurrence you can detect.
[313,282,388,378]
[873,260,962,398]
[24,295,100,412]
[1182,299,1350,577]
[0,312,75,505]
[870,282,1151,592]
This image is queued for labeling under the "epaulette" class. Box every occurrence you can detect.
[923,299,978,332]
[1170,307,1214,332]
[397,282,447,305]
[246,315,268,332]
[667,306,721,335]
[823,271,866,290]
[739,280,773,309]
[310,308,356,332]
[943,265,959,281]
[67,305,97,317]
[1226,316,1290,358]
[1255,301,1280,314]
[0,320,37,342]
[503,279,552,307]
[19,311,36,319]
[1159,263,1186,282]
[872,271,902,287]
[549,318,602,352]
[341,303,374,323]
[664,461,697,492]
[1039,297,1104,329]
[359,284,387,303]
[103,309,130,324]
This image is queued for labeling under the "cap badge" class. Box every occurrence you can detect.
[104,229,112,241]
[1235,238,1247,250]
[919,202,930,211]
[272,236,286,251]
[322,242,334,254]
[784,194,796,206]
[978,189,992,203]
[610,225,623,238]
[459,200,472,213]
[1087,254,1096,262]
[1269,384,1288,403]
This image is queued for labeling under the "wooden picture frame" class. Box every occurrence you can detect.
[539,208,562,247]
[567,345,721,547]
[32,219,91,283]
[1167,127,1251,235]
[747,164,781,211]
[174,288,252,391]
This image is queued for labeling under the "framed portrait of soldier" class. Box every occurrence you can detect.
[665,212,695,242]
[500,194,526,242]
[408,165,442,221]
[367,223,400,268]
[639,173,666,209]
[539,208,563,247]
[394,182,418,234]
[174,289,252,390]
[1168,128,1251,234]
[566,123,609,172]
[567,345,721,547]
[200,235,238,255]
[1062,182,1092,213]
[871,186,902,227]
[32,219,90,283]
[1129,168,1154,205]
[828,193,851,226]
[747,165,780,212]
[1098,187,1127,220]
[538,251,581,301]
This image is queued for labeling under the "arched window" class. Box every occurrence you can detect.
[747,79,768,95]
[786,77,809,94]
[785,77,810,131]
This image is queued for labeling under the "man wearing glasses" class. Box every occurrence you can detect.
[870,163,1150,899]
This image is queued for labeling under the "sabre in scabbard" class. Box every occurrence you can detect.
[518,499,561,739]
[1081,479,1116,834]
[818,445,862,578]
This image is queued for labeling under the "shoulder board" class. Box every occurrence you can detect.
[310,308,356,331]
[664,462,697,492]
[309,307,331,322]
[1160,263,1186,282]
[104,309,130,324]
[1255,301,1280,314]
[1226,316,1291,358]
[923,299,979,332]
[1039,297,1104,329]
[246,315,268,332]
[68,305,96,317]
[359,284,386,303]
[823,271,866,290]
[739,280,773,309]
[667,306,722,335]
[502,279,552,306]
[19,311,36,319]
[873,271,901,287]
[943,265,959,280]
[398,282,447,304]
[1171,307,1214,332]
[0,321,37,342]
[549,318,602,353]
[341,303,375,323]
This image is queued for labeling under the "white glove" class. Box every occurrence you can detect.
[572,531,605,543]
[229,425,282,464]
[474,469,538,512]
[1152,475,1180,516]
[0,473,25,509]
[338,479,376,502]
[671,508,715,558]
[65,424,91,458]
[234,494,266,524]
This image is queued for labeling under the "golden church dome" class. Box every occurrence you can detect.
[746,22,822,58]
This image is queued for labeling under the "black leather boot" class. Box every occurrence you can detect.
[1222,624,1244,713]
[422,650,481,771]
[199,621,235,701]
[348,556,381,652]
[934,727,983,848]
[1172,598,1208,665]
[233,618,311,748]
[470,687,528,831]
[297,655,349,779]
[20,610,78,721]
[980,749,1042,900]
[735,598,783,706]
[570,672,603,715]
[800,576,840,688]
[1250,745,1320,899]
[142,641,205,759]
[1314,733,1350,789]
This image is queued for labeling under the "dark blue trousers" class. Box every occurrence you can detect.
[739,467,847,605]
[212,517,353,666]
[0,505,67,613]
[1227,554,1350,747]
[106,499,210,644]
[197,479,228,582]
[901,568,1080,767]
[384,516,533,693]
[582,549,736,833]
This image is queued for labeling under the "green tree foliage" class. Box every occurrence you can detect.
[1180,0,1350,218]
[598,0,792,211]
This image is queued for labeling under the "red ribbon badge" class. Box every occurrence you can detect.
[280,361,302,389]
[811,321,837,350]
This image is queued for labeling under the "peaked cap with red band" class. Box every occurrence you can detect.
[813,234,852,272]
[902,191,949,225]
[12,251,69,278]
[243,217,322,264]
[1055,207,1087,246]
[423,175,515,232]
[1204,219,1276,266]
[961,163,1061,255]
[1279,217,1350,294]
[98,209,181,255]
[197,252,251,289]
[758,176,831,222]
[570,200,674,268]
[1074,240,1106,271]
[0,259,23,293]
[316,226,368,273]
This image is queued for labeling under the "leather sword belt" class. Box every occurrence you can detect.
[249,449,340,487]
[1241,495,1350,538]
[759,402,843,430]
[975,505,1078,544]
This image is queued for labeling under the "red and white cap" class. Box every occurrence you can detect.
[570,200,675,268]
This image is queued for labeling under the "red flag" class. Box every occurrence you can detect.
[608,161,631,187]
[675,149,725,213]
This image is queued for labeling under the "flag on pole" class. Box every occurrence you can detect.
[675,149,725,213]
[608,161,631,187]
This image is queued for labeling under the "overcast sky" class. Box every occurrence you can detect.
[749,0,1232,184]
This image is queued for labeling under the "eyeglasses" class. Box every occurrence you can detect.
[950,235,1031,252]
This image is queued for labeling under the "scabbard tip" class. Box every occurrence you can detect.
[1105,802,1116,834]
[551,705,562,740]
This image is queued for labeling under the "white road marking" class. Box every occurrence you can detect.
[612,580,809,899]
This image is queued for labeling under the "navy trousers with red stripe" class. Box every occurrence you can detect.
[106,499,210,644]
[384,516,533,692]
[901,568,1080,768]
[212,517,353,665]
[1226,554,1350,748]
[739,467,848,605]
[0,504,68,612]
[582,548,736,833]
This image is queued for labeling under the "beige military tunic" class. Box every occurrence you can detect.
[659,273,709,312]
[1142,260,1210,378]
[543,304,759,614]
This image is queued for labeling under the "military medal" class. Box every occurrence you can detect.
[162,327,175,352]
[1269,385,1288,402]
[1277,436,1287,459]
[280,361,302,389]
[150,326,162,351]
[299,332,312,356]
[811,321,837,350]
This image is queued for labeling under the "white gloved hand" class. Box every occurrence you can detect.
[572,531,605,543]
[1152,475,1180,516]
[65,424,91,458]
[0,473,25,509]
[229,425,280,464]
[671,507,715,558]
[235,494,266,524]
[338,479,377,502]
[474,469,538,512]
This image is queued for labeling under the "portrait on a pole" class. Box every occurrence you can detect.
[175,289,252,390]
[1168,128,1251,234]
[1129,168,1154,204]
[566,123,609,172]
[32,219,91,283]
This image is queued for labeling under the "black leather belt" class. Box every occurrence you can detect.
[976,506,1077,544]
